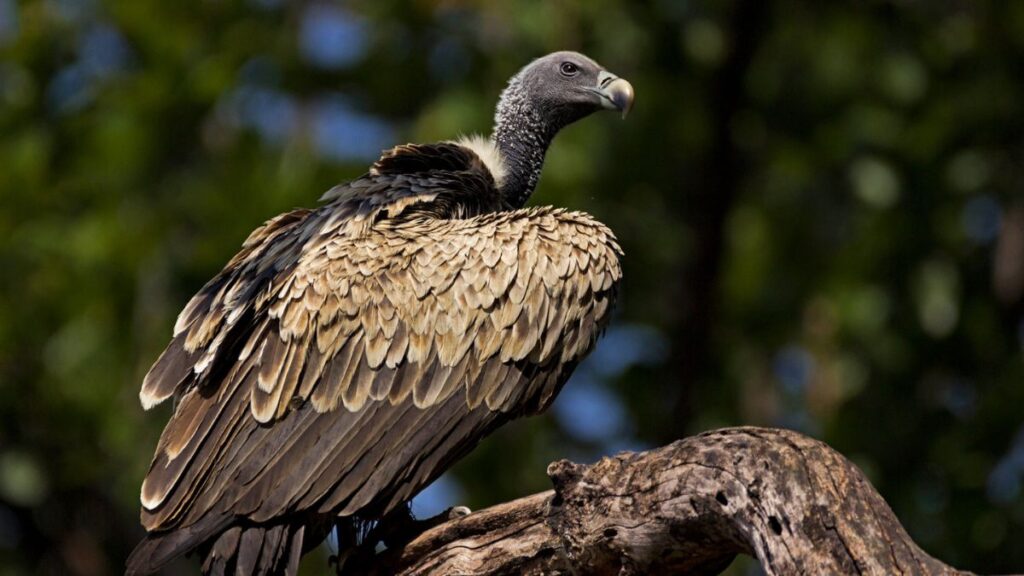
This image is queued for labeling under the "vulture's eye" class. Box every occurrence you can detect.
[559,62,579,77]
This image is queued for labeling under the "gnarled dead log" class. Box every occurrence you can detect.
[361,427,976,576]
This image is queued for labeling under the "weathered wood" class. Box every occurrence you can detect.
[361,427,975,576]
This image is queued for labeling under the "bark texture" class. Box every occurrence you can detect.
[361,427,976,576]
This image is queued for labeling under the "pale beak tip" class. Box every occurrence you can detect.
[607,78,634,119]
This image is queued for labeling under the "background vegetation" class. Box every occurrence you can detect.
[1,0,1022,574]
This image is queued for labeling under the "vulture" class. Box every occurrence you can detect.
[127,51,633,575]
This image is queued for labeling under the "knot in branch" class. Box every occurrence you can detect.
[546,459,584,495]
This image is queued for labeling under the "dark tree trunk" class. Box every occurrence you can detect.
[359,428,975,576]
[662,0,769,440]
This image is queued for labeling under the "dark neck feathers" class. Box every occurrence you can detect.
[491,78,558,208]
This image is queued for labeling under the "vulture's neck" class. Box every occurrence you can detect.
[490,81,558,208]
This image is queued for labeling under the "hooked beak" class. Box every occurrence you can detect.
[591,70,634,118]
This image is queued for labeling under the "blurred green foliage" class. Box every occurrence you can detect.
[1,0,1023,574]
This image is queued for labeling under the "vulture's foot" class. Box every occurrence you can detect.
[328,505,474,573]
[377,505,472,549]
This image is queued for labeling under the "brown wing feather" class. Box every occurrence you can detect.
[134,143,622,570]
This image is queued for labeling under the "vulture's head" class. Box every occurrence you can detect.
[500,51,635,130]
[484,50,633,206]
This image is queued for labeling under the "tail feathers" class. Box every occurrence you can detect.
[126,517,227,576]
[127,520,305,576]
[215,523,304,576]
[200,526,242,575]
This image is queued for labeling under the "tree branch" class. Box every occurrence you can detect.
[360,427,974,576]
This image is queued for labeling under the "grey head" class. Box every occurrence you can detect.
[489,51,634,207]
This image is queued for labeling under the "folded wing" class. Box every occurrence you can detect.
[134,144,623,567]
